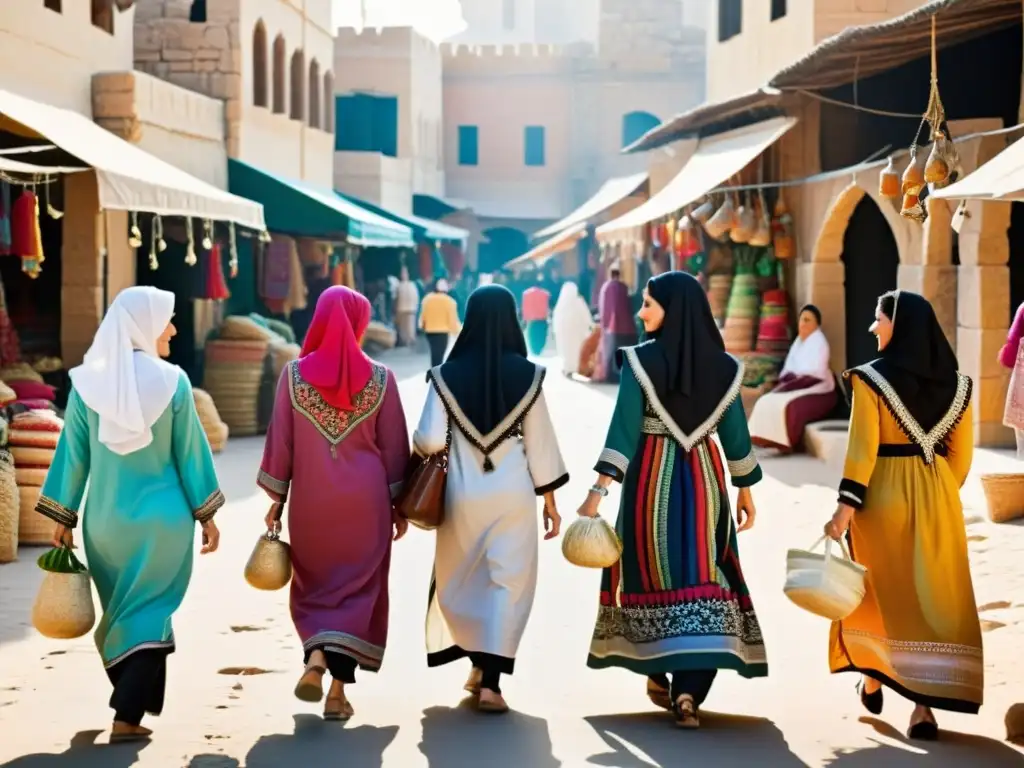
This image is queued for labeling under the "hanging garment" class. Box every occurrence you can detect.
[204,245,230,302]
[11,191,44,278]
[0,181,12,256]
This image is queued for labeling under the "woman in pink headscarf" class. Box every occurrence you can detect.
[258,286,411,721]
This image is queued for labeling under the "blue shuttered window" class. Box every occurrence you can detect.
[458,125,479,166]
[334,93,398,157]
[524,126,545,167]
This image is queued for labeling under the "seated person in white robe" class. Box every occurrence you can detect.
[748,304,837,453]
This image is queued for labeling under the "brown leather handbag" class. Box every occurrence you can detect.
[396,416,452,531]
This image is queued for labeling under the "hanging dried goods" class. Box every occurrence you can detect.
[771,193,795,260]
[705,195,736,241]
[749,190,772,247]
[692,197,715,223]
[879,156,901,199]
[901,149,925,196]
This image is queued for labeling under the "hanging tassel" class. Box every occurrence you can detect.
[155,215,167,253]
[44,179,63,219]
[149,216,160,270]
[128,211,143,248]
[259,229,272,243]
[482,455,494,473]
[202,219,214,250]
[184,216,198,266]
[228,222,239,278]
[205,243,230,300]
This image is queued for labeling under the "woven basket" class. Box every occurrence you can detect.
[32,570,96,639]
[221,316,276,342]
[784,536,867,621]
[980,473,1024,524]
[561,516,622,569]
[15,467,48,487]
[0,450,17,563]
[18,485,50,545]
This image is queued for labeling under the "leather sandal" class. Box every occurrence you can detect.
[646,675,671,711]
[464,667,483,696]
[324,695,354,721]
[857,679,884,715]
[294,664,327,703]
[672,694,700,729]
[477,688,509,714]
[110,723,153,743]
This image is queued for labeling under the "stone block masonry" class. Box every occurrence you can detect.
[133,0,242,157]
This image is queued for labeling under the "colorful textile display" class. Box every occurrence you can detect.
[204,244,230,301]
[203,339,269,437]
[0,181,11,255]
[755,289,791,357]
[722,273,760,354]
[0,276,21,366]
[11,191,44,278]
[707,274,733,326]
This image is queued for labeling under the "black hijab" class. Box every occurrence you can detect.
[859,290,962,433]
[629,271,740,436]
[435,284,539,444]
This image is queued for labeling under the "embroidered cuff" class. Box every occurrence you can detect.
[535,472,570,496]
[35,495,78,528]
[389,480,404,500]
[731,463,762,488]
[727,449,759,479]
[838,479,867,510]
[193,489,226,523]
[595,448,628,483]
[257,469,290,502]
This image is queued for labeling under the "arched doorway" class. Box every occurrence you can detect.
[841,196,900,367]
[479,227,529,273]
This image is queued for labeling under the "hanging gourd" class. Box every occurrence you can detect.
[731,192,756,244]
[924,132,951,184]
[901,192,927,224]
[43,181,62,219]
[184,216,198,266]
[879,156,901,199]
[692,196,715,224]
[705,195,735,242]
[749,190,772,247]
[771,192,795,260]
[902,148,925,196]
[128,211,143,248]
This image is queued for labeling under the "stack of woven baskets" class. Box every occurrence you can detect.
[707,274,733,327]
[0,424,16,563]
[741,287,792,389]
[194,388,229,453]
[722,273,760,355]
[9,409,63,546]
[203,316,300,438]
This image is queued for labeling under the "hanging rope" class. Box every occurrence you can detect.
[924,15,946,137]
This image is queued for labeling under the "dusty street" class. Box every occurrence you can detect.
[1,348,1022,767]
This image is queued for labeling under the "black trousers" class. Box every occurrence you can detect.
[107,649,169,726]
[469,652,505,694]
[651,669,719,707]
[304,646,358,684]
[426,332,448,368]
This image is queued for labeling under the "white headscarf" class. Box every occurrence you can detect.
[69,286,181,456]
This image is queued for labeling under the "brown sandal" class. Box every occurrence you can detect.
[647,676,671,711]
[294,664,327,703]
[110,723,153,743]
[672,694,700,729]
[477,689,509,714]
[324,695,354,721]
[464,667,483,696]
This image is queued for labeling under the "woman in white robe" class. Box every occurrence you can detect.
[413,284,569,714]
[552,281,593,376]
[748,304,838,453]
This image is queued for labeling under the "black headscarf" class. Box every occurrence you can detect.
[435,284,539,443]
[628,271,740,436]
[857,290,962,433]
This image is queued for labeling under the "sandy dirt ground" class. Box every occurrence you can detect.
[0,347,1021,767]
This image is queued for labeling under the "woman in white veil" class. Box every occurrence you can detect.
[36,286,224,742]
[551,281,593,376]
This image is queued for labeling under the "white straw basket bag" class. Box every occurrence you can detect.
[784,536,867,621]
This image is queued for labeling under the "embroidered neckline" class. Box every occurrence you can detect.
[623,348,744,452]
[847,364,971,465]
[288,361,388,445]
[430,366,546,460]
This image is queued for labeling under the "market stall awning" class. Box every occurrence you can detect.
[623,89,785,154]
[931,133,1024,202]
[0,87,265,230]
[335,192,469,244]
[412,193,471,219]
[228,159,413,247]
[769,0,1021,92]
[533,172,648,239]
[505,223,587,270]
[596,117,796,242]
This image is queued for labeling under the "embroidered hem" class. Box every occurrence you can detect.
[303,631,384,671]
[622,348,744,451]
[288,361,388,446]
[845,365,972,465]
[597,447,629,476]
[35,495,78,528]
[104,637,176,670]
[193,489,225,523]
[257,469,289,500]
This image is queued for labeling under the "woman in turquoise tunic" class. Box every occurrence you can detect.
[578,271,766,729]
[36,286,224,742]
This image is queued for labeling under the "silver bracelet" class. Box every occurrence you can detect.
[589,485,609,498]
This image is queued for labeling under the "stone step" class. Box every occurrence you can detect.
[804,419,849,468]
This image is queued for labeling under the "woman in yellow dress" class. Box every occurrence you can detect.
[824,290,981,741]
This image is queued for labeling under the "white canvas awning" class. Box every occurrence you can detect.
[0,87,265,230]
[596,117,796,242]
[931,132,1024,201]
[533,172,648,239]
[505,223,587,270]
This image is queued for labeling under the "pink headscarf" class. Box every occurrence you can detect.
[297,286,373,411]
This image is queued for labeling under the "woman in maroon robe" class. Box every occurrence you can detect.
[257,286,411,721]
[596,267,637,383]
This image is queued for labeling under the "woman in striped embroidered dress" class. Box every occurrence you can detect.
[578,271,766,729]
[258,286,410,721]
[824,290,980,741]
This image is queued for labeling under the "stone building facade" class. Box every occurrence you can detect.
[133,0,335,187]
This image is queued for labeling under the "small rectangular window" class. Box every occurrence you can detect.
[91,0,113,34]
[524,126,545,167]
[502,0,515,31]
[44,0,62,13]
[189,0,207,23]
[717,0,742,42]
[770,0,787,21]
[458,125,479,166]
